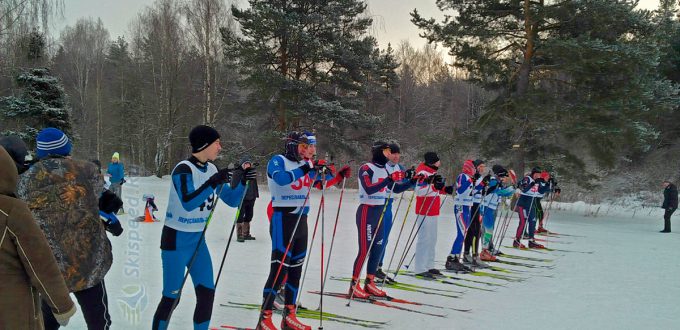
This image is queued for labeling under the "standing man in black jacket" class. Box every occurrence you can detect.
[661,180,678,233]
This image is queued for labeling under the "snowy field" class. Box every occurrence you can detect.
[66,176,680,329]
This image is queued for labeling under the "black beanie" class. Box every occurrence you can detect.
[388,143,400,154]
[424,152,439,165]
[189,125,220,153]
[531,166,542,175]
[492,164,508,177]
[371,141,389,166]
[473,159,485,167]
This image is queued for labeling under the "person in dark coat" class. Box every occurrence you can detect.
[661,180,678,233]
[231,156,260,242]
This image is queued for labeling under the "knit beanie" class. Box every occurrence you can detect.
[112,152,120,160]
[389,143,401,154]
[492,164,508,177]
[36,128,72,159]
[189,125,220,153]
[423,151,439,165]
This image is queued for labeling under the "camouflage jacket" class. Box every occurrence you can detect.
[17,156,112,292]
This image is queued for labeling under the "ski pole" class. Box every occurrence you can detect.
[321,177,347,288]
[294,170,326,309]
[166,183,225,325]
[403,194,450,270]
[214,181,251,289]
[380,190,416,289]
[319,167,327,330]
[492,198,511,252]
[258,171,320,324]
[347,181,398,306]
[391,181,432,281]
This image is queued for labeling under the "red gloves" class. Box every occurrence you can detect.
[390,171,405,182]
[338,165,351,178]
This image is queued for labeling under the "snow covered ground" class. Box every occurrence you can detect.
[66,176,680,329]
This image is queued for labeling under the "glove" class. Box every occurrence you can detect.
[390,171,405,182]
[337,165,351,179]
[314,159,329,169]
[444,185,454,195]
[207,168,232,188]
[473,173,480,181]
[404,167,416,179]
[554,187,562,194]
[535,177,546,184]
[299,161,313,174]
[481,174,491,186]
[426,174,443,184]
[242,167,257,184]
[433,178,446,190]
[99,211,123,236]
[53,304,77,326]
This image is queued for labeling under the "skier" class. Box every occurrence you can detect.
[151,125,252,330]
[145,194,160,221]
[661,180,678,233]
[376,142,412,281]
[513,167,550,248]
[107,152,125,214]
[410,151,446,278]
[231,156,259,242]
[462,159,489,267]
[349,142,413,299]
[536,171,560,234]
[479,165,515,262]
[445,159,478,272]
[16,128,116,329]
[0,144,77,329]
[259,131,350,330]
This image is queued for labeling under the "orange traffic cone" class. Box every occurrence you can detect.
[143,206,154,223]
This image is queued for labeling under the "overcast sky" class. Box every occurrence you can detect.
[51,0,662,50]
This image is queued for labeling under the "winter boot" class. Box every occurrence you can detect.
[445,255,471,272]
[364,275,387,297]
[237,223,245,242]
[513,239,527,249]
[257,310,278,330]
[244,222,256,240]
[480,249,497,262]
[472,254,490,268]
[528,240,545,249]
[349,279,371,299]
[281,305,311,330]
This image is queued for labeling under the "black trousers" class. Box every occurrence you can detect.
[237,199,256,223]
[43,280,111,330]
[464,203,482,255]
[663,208,675,231]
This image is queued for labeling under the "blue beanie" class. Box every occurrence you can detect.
[36,128,72,159]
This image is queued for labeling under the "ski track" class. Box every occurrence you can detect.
[65,177,680,329]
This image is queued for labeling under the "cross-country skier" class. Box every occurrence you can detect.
[408,151,447,278]
[462,159,489,267]
[258,131,350,330]
[376,142,413,281]
[479,165,515,262]
[152,125,252,330]
[661,180,677,233]
[513,167,550,248]
[536,171,560,233]
[350,142,414,298]
[445,159,479,272]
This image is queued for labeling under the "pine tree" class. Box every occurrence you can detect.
[227,0,395,154]
[0,68,72,146]
[412,0,680,177]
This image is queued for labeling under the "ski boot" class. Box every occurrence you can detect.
[472,254,490,268]
[528,240,545,249]
[416,271,435,279]
[462,253,474,264]
[349,279,371,299]
[244,222,256,240]
[536,226,548,234]
[428,268,443,276]
[257,310,278,330]
[513,239,527,249]
[281,305,311,330]
[445,255,471,272]
[480,249,497,262]
[364,275,387,297]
